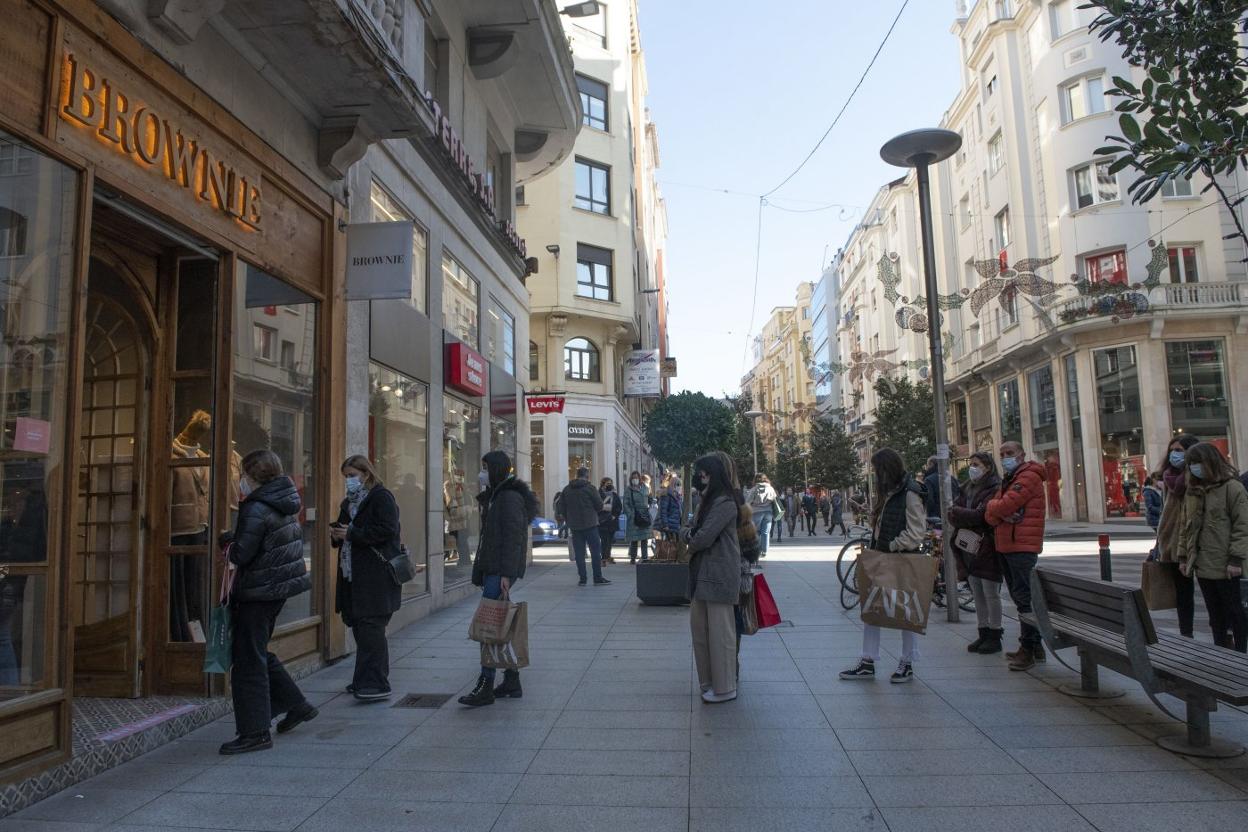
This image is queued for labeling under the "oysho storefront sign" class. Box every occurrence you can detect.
[59,51,263,229]
[568,423,596,438]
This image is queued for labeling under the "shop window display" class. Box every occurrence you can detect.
[443,397,481,588]
[997,378,1022,444]
[1166,340,1230,454]
[1093,346,1144,517]
[1027,366,1061,516]
[1064,354,1088,521]
[369,363,429,597]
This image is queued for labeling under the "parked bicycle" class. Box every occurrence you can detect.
[837,526,974,613]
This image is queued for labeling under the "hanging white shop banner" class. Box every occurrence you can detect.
[623,349,661,398]
[345,220,415,301]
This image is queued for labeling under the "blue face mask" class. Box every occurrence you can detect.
[345,475,363,494]
[1001,456,1020,474]
[1169,451,1186,469]
[1189,464,1205,480]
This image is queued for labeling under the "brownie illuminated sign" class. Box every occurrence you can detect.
[60,52,262,229]
[425,94,527,259]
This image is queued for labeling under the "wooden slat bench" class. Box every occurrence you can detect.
[1027,567,1248,758]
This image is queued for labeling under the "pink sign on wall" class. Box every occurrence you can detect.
[13,418,51,454]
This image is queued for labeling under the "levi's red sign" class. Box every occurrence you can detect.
[445,342,486,397]
[526,394,566,414]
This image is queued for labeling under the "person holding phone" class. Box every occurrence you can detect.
[331,455,402,702]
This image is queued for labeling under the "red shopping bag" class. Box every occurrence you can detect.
[753,573,782,629]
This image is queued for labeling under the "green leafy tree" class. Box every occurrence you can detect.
[1089,0,1248,248]
[643,391,736,486]
[871,377,935,476]
[772,430,806,491]
[724,392,769,486]
[808,417,862,492]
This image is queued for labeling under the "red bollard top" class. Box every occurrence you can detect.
[1097,533,1110,548]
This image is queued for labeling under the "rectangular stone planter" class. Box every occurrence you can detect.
[635,561,690,605]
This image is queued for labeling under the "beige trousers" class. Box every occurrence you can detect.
[690,599,737,695]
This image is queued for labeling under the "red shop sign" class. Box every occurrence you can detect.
[526,394,566,414]
[445,342,487,397]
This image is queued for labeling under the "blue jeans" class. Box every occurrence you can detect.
[571,528,603,582]
[755,514,772,554]
[480,574,504,682]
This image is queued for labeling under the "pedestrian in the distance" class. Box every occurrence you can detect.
[782,486,798,537]
[658,476,683,541]
[948,452,1005,654]
[598,477,622,565]
[985,441,1048,671]
[1143,475,1163,532]
[1178,442,1248,652]
[624,471,652,563]
[1155,434,1200,635]
[840,448,927,683]
[771,491,784,543]
[830,491,848,536]
[801,489,818,536]
[747,474,777,557]
[332,455,402,702]
[682,451,746,703]
[460,450,539,706]
[818,490,831,532]
[561,467,609,586]
[218,449,315,754]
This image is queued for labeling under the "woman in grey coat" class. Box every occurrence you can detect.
[680,451,745,703]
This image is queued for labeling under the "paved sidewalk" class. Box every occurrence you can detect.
[6,549,1248,832]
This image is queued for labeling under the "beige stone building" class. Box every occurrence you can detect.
[742,281,817,465]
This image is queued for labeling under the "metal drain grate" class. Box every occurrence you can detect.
[392,693,453,709]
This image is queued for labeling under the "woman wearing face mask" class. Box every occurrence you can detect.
[1154,434,1201,637]
[598,478,622,564]
[1177,442,1248,652]
[947,452,1005,654]
[331,455,402,702]
[218,450,314,754]
[623,471,652,563]
[747,474,778,556]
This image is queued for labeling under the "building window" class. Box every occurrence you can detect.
[577,74,608,131]
[424,25,443,109]
[1061,75,1105,123]
[564,337,600,382]
[998,378,1022,443]
[370,181,428,314]
[994,206,1011,251]
[253,324,276,361]
[441,253,479,346]
[368,363,429,597]
[485,136,505,217]
[1085,249,1127,284]
[1072,161,1119,208]
[1167,246,1199,283]
[1166,340,1230,449]
[994,0,1013,19]
[485,297,516,377]
[528,341,540,381]
[576,244,613,301]
[1161,176,1194,198]
[574,158,610,214]
[986,74,999,98]
[959,195,971,229]
[987,132,1004,175]
[1049,0,1083,39]
[0,206,27,257]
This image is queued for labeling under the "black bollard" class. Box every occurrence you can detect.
[1098,533,1112,582]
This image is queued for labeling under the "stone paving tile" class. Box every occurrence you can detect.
[0,822,105,832]
[541,727,689,751]
[338,769,521,803]
[690,748,856,777]
[294,797,504,832]
[816,693,972,728]
[847,746,1025,776]
[688,806,889,832]
[1006,744,1198,773]
[512,774,687,807]
[119,792,326,831]
[526,749,689,776]
[689,727,841,752]
[68,761,210,793]
[174,764,362,798]
[1072,800,1248,831]
[981,723,1152,749]
[554,709,691,729]
[862,773,1061,807]
[488,805,688,832]
[881,804,1098,832]
[833,726,996,751]
[11,789,162,826]
[215,741,390,769]
[689,774,873,808]
[1037,769,1247,803]
[373,745,538,773]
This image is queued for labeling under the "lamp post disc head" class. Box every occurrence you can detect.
[880,129,962,168]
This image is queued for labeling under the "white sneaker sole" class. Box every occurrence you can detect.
[701,690,737,703]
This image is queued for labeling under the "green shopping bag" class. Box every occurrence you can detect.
[203,557,236,675]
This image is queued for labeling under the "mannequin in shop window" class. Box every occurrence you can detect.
[444,469,469,564]
[0,467,47,685]
[170,409,211,642]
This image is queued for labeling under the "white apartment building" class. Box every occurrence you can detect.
[519,0,669,513]
[837,0,1248,523]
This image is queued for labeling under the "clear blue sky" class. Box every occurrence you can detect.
[643,0,964,396]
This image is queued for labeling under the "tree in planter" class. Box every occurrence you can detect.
[643,391,736,490]
[871,377,935,476]
[1088,1,1248,250]
[808,417,863,493]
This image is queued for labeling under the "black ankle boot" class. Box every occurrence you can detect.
[977,628,1004,654]
[219,731,273,755]
[493,669,523,699]
[458,674,495,707]
[967,627,989,653]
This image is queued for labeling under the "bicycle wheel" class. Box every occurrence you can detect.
[837,536,869,587]
[957,581,976,612]
[840,559,860,610]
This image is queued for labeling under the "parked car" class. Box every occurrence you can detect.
[531,516,560,546]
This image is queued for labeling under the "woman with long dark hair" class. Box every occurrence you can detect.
[1178,442,1248,652]
[840,447,928,684]
[680,451,745,703]
[948,451,1004,654]
[1155,433,1200,636]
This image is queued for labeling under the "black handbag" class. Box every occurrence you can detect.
[633,508,652,528]
[374,543,416,585]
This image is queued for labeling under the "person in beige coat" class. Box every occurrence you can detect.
[1153,434,1200,636]
[681,451,745,703]
[1177,442,1248,652]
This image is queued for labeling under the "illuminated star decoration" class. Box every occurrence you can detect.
[877,253,969,334]
[1057,240,1167,325]
[967,254,1062,318]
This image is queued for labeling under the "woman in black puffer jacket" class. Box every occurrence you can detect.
[219,449,314,755]
[459,450,539,707]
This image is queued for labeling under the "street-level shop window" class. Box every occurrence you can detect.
[575,158,610,214]
[485,296,515,376]
[1167,246,1199,283]
[1085,249,1127,285]
[1166,340,1230,451]
[491,416,516,459]
[370,181,428,314]
[368,363,429,598]
[997,378,1023,443]
[530,420,545,511]
[576,244,613,301]
[1061,74,1105,123]
[442,397,481,589]
[1072,161,1118,208]
[565,337,600,382]
[233,263,320,625]
[1064,353,1089,522]
[442,253,479,346]
[0,207,27,257]
[1093,345,1144,517]
[577,74,608,131]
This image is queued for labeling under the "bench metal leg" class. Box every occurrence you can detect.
[1057,650,1124,700]
[1156,695,1245,759]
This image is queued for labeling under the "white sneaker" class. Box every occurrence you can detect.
[701,689,737,703]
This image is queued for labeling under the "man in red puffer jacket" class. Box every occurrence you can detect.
[985,441,1048,671]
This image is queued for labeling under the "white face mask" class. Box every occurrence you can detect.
[968,465,984,482]
[239,477,253,498]
[631,478,640,487]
